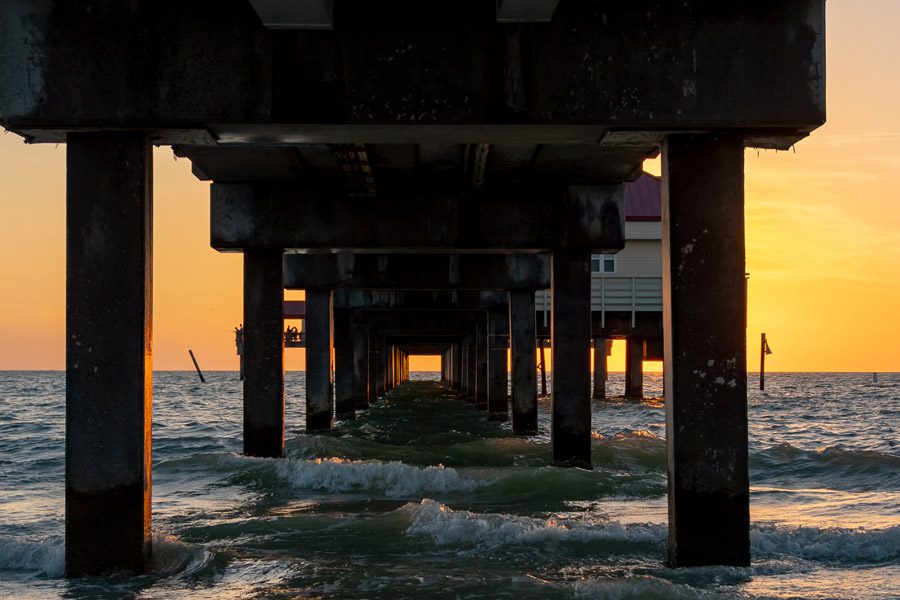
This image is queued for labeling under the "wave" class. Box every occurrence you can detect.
[403,499,666,554]
[401,500,900,566]
[0,535,64,578]
[753,443,900,488]
[273,457,484,497]
[752,523,900,564]
[0,533,212,580]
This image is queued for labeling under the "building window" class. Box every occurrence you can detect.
[591,254,616,274]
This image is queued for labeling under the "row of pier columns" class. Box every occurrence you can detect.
[65,132,748,573]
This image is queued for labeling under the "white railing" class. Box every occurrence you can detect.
[535,277,663,327]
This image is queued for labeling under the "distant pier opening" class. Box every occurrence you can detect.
[409,355,441,380]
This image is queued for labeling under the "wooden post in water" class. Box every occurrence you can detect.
[188,349,206,383]
[759,333,767,391]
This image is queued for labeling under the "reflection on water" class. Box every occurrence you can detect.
[0,371,898,598]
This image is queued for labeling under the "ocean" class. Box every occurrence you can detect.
[0,371,898,599]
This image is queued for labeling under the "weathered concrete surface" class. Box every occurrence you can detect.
[592,337,608,400]
[305,290,334,431]
[625,336,644,399]
[487,306,509,420]
[65,133,152,576]
[333,308,355,419]
[352,321,369,408]
[663,134,749,567]
[284,254,550,290]
[550,250,592,469]
[509,290,538,434]
[1,1,824,145]
[243,250,286,457]
[475,318,489,410]
[211,183,624,253]
[334,290,511,311]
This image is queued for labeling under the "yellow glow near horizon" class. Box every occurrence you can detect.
[0,1,898,372]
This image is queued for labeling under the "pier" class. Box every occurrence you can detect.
[0,0,825,576]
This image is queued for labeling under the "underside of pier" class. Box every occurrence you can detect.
[0,0,825,576]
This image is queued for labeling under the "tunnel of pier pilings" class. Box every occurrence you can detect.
[0,0,827,576]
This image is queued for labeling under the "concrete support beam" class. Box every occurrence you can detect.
[496,0,559,22]
[243,250,286,457]
[663,134,749,567]
[592,338,608,400]
[333,308,355,419]
[249,0,333,29]
[353,322,369,408]
[1,2,824,141]
[305,290,334,431]
[284,254,550,290]
[550,250,592,468]
[212,184,624,253]
[487,306,509,420]
[65,133,152,576]
[475,319,489,410]
[509,291,538,434]
[625,336,644,399]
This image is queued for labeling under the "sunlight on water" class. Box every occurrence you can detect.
[0,371,898,598]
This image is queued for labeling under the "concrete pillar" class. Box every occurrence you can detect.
[333,308,355,420]
[367,332,378,403]
[66,133,152,576]
[663,134,749,567]
[243,250,286,457]
[450,343,463,391]
[592,337,608,399]
[509,290,538,434]
[551,250,592,469]
[353,322,369,408]
[475,318,488,410]
[487,306,508,420]
[374,336,385,398]
[464,333,477,401]
[305,290,334,431]
[625,336,644,399]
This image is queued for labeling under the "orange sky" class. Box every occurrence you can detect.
[0,1,898,372]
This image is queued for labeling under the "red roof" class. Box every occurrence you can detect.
[625,172,661,222]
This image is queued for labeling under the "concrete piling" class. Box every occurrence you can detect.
[550,250,593,469]
[592,338,608,400]
[475,318,489,410]
[65,133,153,576]
[334,308,356,420]
[509,291,538,434]
[625,336,644,399]
[242,250,286,457]
[305,290,334,431]
[353,322,370,408]
[663,134,749,567]
[488,306,509,420]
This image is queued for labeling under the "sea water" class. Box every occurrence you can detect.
[0,372,898,599]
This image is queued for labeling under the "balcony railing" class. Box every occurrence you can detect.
[535,276,663,327]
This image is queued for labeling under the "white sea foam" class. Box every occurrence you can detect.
[0,533,211,580]
[571,576,717,599]
[149,533,214,577]
[274,458,484,497]
[0,535,64,578]
[751,524,900,563]
[403,499,666,550]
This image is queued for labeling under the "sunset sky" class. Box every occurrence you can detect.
[0,1,897,372]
